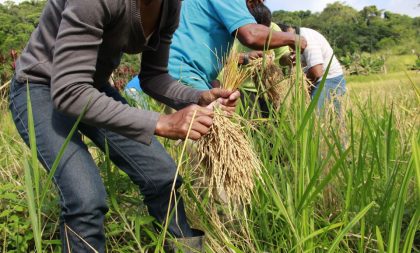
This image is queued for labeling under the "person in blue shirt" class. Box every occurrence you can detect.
[169,0,307,91]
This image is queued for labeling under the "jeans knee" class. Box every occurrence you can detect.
[157,157,182,189]
[61,185,108,218]
[142,158,183,198]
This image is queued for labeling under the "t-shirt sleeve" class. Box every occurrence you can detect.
[210,0,256,34]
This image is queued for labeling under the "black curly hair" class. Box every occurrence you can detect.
[249,3,272,27]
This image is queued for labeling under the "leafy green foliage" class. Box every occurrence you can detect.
[272,2,420,57]
[340,53,385,75]
[0,1,44,54]
[410,56,420,71]
[0,183,33,253]
[0,1,45,84]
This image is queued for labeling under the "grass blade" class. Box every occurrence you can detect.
[400,133,420,253]
[387,157,414,253]
[25,83,42,252]
[26,83,41,227]
[375,226,385,253]
[327,201,375,253]
[298,148,350,211]
[295,56,334,138]
[401,207,420,253]
[23,159,42,252]
[40,98,92,204]
[412,133,420,198]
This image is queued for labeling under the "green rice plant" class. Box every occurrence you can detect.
[24,83,42,252]
[178,41,419,253]
[328,202,375,252]
[1,49,419,252]
[23,83,90,252]
[400,134,420,253]
[103,139,145,252]
[155,110,197,253]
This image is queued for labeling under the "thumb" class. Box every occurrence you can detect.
[206,100,219,110]
[210,88,232,99]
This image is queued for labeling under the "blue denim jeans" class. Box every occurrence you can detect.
[311,74,346,114]
[9,78,195,252]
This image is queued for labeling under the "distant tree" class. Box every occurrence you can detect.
[0,0,45,54]
[272,1,418,57]
[271,10,312,27]
[0,1,45,84]
[360,5,382,24]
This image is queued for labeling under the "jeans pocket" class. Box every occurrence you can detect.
[9,78,25,97]
[9,79,51,117]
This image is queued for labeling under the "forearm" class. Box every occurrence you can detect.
[51,82,159,144]
[306,64,324,84]
[140,73,203,110]
[237,24,297,50]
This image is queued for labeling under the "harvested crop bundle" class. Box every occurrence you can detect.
[196,49,262,205]
[249,57,312,110]
[251,62,286,111]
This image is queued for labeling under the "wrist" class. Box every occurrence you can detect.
[293,35,301,47]
[155,114,167,136]
[197,90,210,106]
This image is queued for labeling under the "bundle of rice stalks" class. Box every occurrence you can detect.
[248,57,312,110]
[196,49,262,206]
[251,61,286,111]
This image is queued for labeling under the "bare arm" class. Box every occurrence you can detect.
[236,24,307,51]
[306,64,324,84]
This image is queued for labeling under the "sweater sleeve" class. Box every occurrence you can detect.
[50,0,159,145]
[140,0,204,110]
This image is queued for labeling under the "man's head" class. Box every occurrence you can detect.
[246,0,265,10]
[249,3,271,27]
[278,23,297,33]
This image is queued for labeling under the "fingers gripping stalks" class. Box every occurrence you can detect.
[155,104,214,141]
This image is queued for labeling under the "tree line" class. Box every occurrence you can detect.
[1,1,419,56]
[272,2,420,57]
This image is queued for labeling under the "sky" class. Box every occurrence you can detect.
[265,0,420,17]
[1,0,419,17]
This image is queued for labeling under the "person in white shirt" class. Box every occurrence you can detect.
[279,24,346,114]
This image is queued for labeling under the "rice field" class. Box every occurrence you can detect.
[0,69,419,252]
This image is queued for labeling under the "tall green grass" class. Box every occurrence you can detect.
[23,84,91,252]
[179,59,419,252]
[0,64,419,252]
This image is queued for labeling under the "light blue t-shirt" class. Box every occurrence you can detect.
[169,0,256,90]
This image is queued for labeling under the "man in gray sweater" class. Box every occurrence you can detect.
[10,0,239,251]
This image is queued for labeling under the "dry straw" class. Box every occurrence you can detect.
[249,51,293,111]
[249,57,286,111]
[249,56,312,110]
[196,48,262,206]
